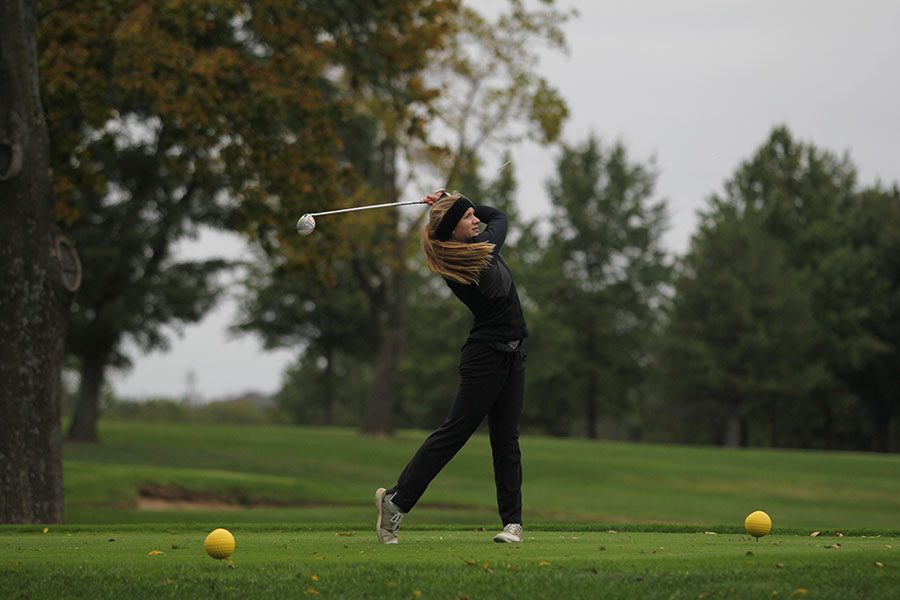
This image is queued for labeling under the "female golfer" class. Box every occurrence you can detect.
[376,190,528,544]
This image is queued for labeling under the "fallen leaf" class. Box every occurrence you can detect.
[311,575,319,582]
[809,531,820,537]
[147,550,163,556]
[462,559,476,566]
[42,528,48,534]
[824,543,842,549]
[306,588,319,596]
[336,532,353,537]
[884,544,892,549]
[874,561,884,568]
[538,560,551,567]
[481,562,494,573]
[792,588,808,597]
[387,581,397,588]
[836,532,844,537]
[703,531,718,535]
[412,591,422,598]
[776,563,784,568]
[607,530,619,534]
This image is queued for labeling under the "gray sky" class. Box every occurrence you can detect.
[111,0,900,401]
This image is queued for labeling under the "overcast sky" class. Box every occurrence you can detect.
[110,0,900,401]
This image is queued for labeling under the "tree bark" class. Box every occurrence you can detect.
[362,233,409,436]
[0,0,69,523]
[584,370,598,440]
[67,354,106,442]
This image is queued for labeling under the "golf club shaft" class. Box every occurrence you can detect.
[309,200,425,217]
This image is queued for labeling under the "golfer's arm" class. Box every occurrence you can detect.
[474,205,508,250]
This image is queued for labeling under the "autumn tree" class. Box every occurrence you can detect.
[38,0,454,439]
[241,1,571,436]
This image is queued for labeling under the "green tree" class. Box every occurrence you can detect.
[661,207,823,447]
[524,136,671,439]
[61,129,230,441]
[0,0,71,523]
[662,126,898,451]
[829,184,900,451]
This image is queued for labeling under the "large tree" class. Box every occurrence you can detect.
[831,184,900,451]
[661,126,898,451]
[524,136,671,438]
[0,0,72,523]
[239,1,571,436]
[38,0,454,439]
[661,206,822,447]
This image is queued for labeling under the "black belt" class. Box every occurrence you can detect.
[486,339,522,353]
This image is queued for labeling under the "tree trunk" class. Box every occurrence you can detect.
[723,411,742,448]
[362,234,409,436]
[322,344,334,426]
[770,397,780,448]
[67,354,106,442]
[585,369,598,439]
[361,139,410,436]
[0,0,69,524]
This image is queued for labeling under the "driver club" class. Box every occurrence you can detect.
[296,159,512,236]
[296,191,450,236]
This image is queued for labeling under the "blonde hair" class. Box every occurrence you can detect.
[422,193,495,285]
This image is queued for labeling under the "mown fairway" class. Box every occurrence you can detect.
[2,526,897,599]
[2,421,899,598]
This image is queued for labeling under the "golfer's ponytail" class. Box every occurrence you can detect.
[422,194,495,285]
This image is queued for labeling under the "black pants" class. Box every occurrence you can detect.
[389,340,526,525]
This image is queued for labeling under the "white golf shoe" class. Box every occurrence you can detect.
[493,523,523,543]
[375,488,404,544]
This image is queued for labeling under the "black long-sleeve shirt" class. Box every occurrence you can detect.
[445,205,529,343]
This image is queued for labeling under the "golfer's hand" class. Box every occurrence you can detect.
[423,189,447,206]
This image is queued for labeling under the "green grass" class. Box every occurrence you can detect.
[2,420,899,598]
[2,526,897,599]
[59,421,900,532]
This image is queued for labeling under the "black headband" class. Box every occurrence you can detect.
[435,196,475,241]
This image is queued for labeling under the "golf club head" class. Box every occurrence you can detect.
[296,213,316,236]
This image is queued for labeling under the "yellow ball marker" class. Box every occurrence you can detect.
[204,528,236,559]
[744,510,772,539]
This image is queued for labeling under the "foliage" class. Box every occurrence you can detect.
[660,206,824,447]
[37,0,456,438]
[661,126,899,451]
[521,136,672,438]
[240,1,573,434]
[101,396,285,425]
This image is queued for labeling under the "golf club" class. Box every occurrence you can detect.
[296,159,513,236]
[295,200,428,236]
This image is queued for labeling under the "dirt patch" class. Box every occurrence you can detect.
[137,484,299,511]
